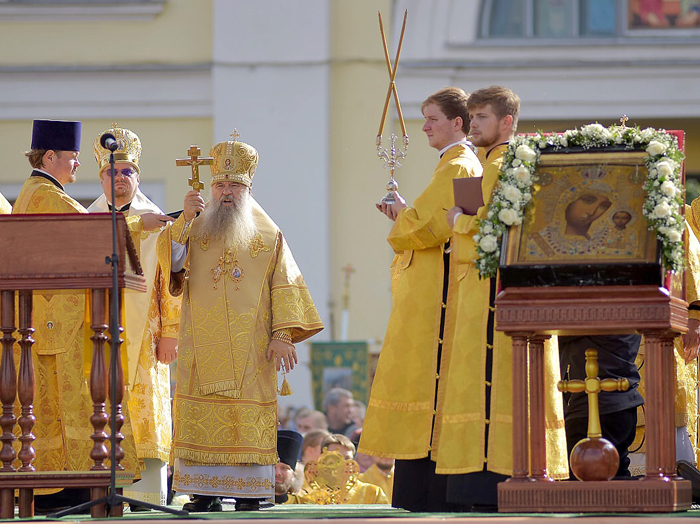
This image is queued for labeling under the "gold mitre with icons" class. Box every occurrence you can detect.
[302,450,361,505]
[93,123,142,174]
[209,129,258,187]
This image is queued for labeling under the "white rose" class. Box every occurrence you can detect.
[502,184,522,203]
[513,165,531,184]
[653,201,672,218]
[615,136,623,144]
[482,222,493,234]
[582,123,604,136]
[668,229,682,242]
[538,140,547,149]
[498,208,519,226]
[560,137,568,147]
[646,140,667,156]
[515,144,537,162]
[479,234,498,253]
[660,180,677,197]
[656,161,674,177]
[511,158,522,167]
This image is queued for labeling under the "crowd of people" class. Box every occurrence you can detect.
[3,82,700,514]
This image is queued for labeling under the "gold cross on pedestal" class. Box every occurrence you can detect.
[230,129,240,142]
[619,115,629,128]
[558,349,629,439]
[176,145,214,191]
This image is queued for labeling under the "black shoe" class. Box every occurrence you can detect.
[235,498,261,511]
[678,460,700,502]
[129,502,149,512]
[182,496,223,512]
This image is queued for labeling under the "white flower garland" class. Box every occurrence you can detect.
[474,123,685,279]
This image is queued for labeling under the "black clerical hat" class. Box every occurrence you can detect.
[31,119,82,152]
[277,430,303,470]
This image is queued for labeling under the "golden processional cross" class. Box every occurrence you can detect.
[176,145,214,191]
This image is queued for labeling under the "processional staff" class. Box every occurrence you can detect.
[376,10,409,204]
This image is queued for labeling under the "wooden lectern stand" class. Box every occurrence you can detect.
[0,214,146,518]
[496,282,691,512]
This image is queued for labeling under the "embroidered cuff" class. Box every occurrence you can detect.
[272,329,293,345]
[170,213,193,245]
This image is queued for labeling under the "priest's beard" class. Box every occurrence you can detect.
[199,192,257,249]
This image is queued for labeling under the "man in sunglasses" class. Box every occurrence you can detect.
[88,124,180,511]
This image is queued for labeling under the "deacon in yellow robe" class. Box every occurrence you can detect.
[88,124,181,508]
[164,136,323,512]
[359,87,483,512]
[0,191,11,214]
[442,87,567,507]
[13,119,171,502]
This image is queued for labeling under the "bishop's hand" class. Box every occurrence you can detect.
[141,212,175,231]
[267,339,297,372]
[183,189,205,221]
[156,336,178,364]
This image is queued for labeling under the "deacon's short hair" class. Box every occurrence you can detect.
[467,85,520,132]
[422,86,471,134]
[24,149,48,169]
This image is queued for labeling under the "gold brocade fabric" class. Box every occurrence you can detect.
[0,191,11,214]
[359,144,483,460]
[127,265,180,463]
[161,201,323,467]
[358,463,394,499]
[88,190,179,464]
[11,175,140,491]
[434,144,568,477]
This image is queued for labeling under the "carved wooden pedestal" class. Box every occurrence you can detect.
[0,214,144,518]
[496,285,691,513]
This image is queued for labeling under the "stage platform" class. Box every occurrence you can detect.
[7,503,700,523]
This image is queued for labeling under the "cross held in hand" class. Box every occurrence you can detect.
[176,145,214,192]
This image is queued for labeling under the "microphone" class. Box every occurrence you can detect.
[100,133,119,152]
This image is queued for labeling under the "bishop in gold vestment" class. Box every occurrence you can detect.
[164,136,323,510]
[88,124,180,507]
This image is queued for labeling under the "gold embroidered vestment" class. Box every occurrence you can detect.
[163,201,323,467]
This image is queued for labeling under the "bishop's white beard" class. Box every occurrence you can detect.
[198,192,257,249]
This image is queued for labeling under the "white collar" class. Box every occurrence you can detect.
[438,139,471,157]
[33,168,62,186]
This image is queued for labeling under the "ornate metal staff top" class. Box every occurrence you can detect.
[376,10,409,204]
[176,145,213,192]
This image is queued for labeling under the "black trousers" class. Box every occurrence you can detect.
[564,406,638,479]
[393,457,470,512]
